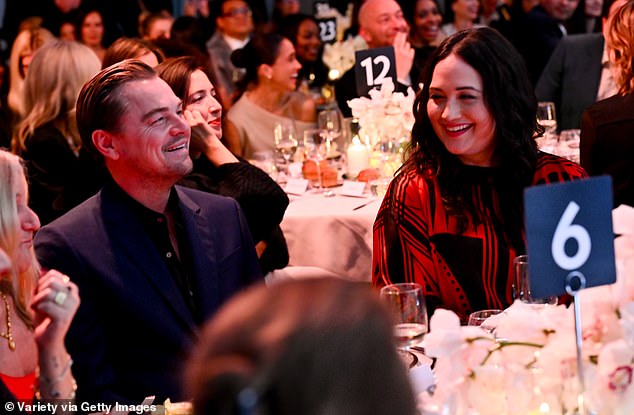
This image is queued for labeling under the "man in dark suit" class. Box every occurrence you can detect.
[514,0,579,84]
[536,0,623,130]
[535,33,605,130]
[34,60,262,406]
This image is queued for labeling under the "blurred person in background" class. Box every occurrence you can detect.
[7,24,54,117]
[12,40,102,225]
[186,278,418,415]
[440,0,483,36]
[76,9,107,62]
[140,11,174,41]
[101,37,166,69]
[536,0,623,130]
[207,0,254,109]
[567,0,605,33]
[581,0,634,207]
[407,0,446,87]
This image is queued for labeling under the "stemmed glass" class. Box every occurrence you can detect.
[274,120,298,174]
[318,108,342,155]
[513,255,558,306]
[379,283,428,365]
[303,128,328,193]
[536,102,558,150]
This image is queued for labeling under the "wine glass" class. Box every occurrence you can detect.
[274,120,298,173]
[536,102,558,149]
[379,283,428,361]
[303,128,328,193]
[513,255,558,306]
[318,109,342,155]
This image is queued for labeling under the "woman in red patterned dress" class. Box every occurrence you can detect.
[373,28,587,323]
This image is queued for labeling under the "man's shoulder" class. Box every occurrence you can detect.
[560,33,603,49]
[206,32,227,48]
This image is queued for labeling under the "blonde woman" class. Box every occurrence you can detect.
[12,40,101,225]
[580,0,634,208]
[0,150,79,406]
[7,26,54,117]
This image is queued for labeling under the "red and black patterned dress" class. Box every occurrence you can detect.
[372,153,587,322]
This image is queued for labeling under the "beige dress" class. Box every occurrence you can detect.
[227,93,316,158]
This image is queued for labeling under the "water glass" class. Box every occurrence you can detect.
[274,120,298,171]
[468,309,502,332]
[513,255,558,305]
[379,283,428,351]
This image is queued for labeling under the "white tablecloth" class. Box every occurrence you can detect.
[279,189,381,282]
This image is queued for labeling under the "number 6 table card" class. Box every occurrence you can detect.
[524,176,616,298]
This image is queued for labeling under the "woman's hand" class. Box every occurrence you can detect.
[185,109,238,166]
[31,269,79,351]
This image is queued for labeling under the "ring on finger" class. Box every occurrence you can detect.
[54,290,68,306]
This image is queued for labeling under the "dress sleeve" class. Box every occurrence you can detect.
[372,171,441,306]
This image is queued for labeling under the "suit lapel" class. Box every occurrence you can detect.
[101,185,198,333]
[176,187,221,318]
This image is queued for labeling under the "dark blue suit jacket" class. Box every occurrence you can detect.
[34,181,263,406]
[536,33,604,131]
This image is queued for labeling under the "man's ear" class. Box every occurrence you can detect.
[92,129,119,160]
[359,27,372,45]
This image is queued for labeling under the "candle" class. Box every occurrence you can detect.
[347,137,369,179]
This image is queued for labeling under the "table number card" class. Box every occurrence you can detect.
[340,180,366,197]
[285,178,309,195]
[317,17,337,44]
[355,47,397,97]
[524,176,616,298]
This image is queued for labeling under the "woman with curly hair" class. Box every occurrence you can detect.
[581,0,634,208]
[373,28,587,322]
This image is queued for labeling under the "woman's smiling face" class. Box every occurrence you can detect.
[427,54,497,166]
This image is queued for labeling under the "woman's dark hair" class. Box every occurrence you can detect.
[156,56,202,106]
[102,37,165,69]
[170,16,210,56]
[230,32,286,95]
[277,13,320,61]
[75,8,106,46]
[186,278,418,415]
[406,27,539,251]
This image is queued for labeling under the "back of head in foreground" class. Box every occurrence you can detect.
[186,278,418,415]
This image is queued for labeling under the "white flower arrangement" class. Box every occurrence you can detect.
[420,205,634,415]
[347,78,416,148]
[321,35,367,80]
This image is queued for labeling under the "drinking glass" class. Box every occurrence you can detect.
[558,129,581,163]
[468,309,502,332]
[318,108,342,155]
[274,120,298,173]
[303,128,328,193]
[379,283,428,352]
[513,255,558,305]
[536,102,557,135]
